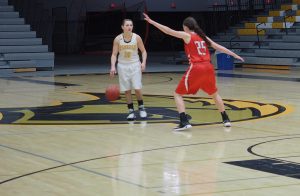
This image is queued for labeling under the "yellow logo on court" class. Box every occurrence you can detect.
[0,93,291,125]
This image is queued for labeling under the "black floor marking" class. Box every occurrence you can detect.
[225,137,300,179]
[226,159,300,179]
[3,77,78,87]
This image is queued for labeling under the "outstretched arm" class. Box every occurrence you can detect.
[207,37,244,62]
[143,13,190,43]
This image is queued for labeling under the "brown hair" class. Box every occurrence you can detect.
[122,19,133,26]
[183,17,211,47]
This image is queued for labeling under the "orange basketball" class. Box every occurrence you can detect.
[105,84,120,101]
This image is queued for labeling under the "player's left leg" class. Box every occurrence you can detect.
[210,92,231,127]
[134,89,147,118]
[131,63,147,118]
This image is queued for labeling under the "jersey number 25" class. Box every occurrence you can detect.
[194,41,206,56]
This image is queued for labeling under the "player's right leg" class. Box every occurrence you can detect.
[173,92,192,131]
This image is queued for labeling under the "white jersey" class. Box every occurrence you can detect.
[118,33,140,65]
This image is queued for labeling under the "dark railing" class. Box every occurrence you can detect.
[230,35,241,49]
[256,23,266,48]
[283,8,293,35]
[67,0,87,53]
[210,0,293,34]
[52,0,87,54]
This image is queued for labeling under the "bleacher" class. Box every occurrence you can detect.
[0,0,54,74]
[212,0,300,70]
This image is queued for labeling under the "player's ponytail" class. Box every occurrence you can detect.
[183,17,211,47]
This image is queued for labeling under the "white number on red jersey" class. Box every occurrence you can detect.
[194,41,206,56]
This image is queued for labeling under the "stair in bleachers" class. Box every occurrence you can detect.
[0,5,13,11]
[0,0,54,73]
[213,0,300,70]
[0,18,24,24]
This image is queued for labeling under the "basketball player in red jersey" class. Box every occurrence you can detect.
[143,14,244,131]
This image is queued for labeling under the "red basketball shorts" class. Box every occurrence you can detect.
[175,63,217,95]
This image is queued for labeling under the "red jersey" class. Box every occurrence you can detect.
[176,32,217,95]
[184,32,211,64]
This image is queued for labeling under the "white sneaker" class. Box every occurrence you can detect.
[127,109,136,121]
[223,120,231,127]
[173,122,192,131]
[139,105,147,119]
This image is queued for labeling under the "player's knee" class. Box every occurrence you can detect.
[135,89,142,93]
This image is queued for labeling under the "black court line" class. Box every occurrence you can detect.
[0,144,146,188]
[3,77,78,87]
[247,137,300,166]
[148,174,286,189]
[224,137,300,180]
[1,133,300,186]
[217,73,300,82]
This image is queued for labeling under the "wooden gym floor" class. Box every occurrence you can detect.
[0,71,299,195]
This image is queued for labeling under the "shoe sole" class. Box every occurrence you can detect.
[223,122,231,127]
[173,124,192,131]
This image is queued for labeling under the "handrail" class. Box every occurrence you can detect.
[256,22,266,49]
[230,43,241,49]
[283,9,293,35]
[210,0,291,12]
[230,35,240,49]
[52,7,68,54]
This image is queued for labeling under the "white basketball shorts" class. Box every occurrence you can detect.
[117,62,142,91]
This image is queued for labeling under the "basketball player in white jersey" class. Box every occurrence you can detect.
[110,19,147,120]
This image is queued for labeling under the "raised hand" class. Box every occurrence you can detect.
[143,13,151,23]
[235,55,245,62]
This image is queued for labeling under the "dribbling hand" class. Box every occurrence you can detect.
[141,63,146,72]
[110,68,117,77]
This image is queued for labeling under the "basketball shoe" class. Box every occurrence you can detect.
[138,105,147,119]
[127,109,136,121]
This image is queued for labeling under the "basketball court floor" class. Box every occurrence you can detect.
[0,68,300,195]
